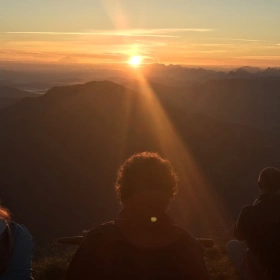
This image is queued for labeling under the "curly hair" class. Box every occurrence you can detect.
[115,152,178,205]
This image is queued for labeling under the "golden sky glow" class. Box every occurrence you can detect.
[1,1,280,67]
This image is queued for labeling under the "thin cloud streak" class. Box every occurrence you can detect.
[3,32,178,38]
[194,50,228,53]
[2,28,214,38]
[236,55,280,59]
[213,38,262,42]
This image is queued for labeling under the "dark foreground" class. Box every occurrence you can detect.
[33,245,239,280]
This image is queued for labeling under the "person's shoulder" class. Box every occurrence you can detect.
[174,225,205,256]
[0,218,8,236]
[174,224,198,241]
[85,221,116,236]
[240,205,254,216]
[11,222,31,233]
[237,205,254,223]
[78,221,117,254]
[10,222,33,242]
[236,205,255,229]
[82,221,116,242]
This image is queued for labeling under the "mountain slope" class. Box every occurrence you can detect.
[130,78,280,132]
[0,86,38,98]
[0,80,279,241]
[190,79,280,131]
[0,86,39,109]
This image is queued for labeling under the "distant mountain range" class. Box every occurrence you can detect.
[2,65,280,92]
[143,65,280,83]
[0,80,279,242]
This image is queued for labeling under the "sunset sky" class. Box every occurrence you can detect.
[1,0,280,67]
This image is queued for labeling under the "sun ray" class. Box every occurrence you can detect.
[126,69,233,235]
[99,0,233,236]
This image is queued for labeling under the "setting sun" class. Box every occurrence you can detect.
[129,56,142,67]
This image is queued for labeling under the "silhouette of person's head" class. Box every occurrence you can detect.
[115,152,178,210]
[258,167,280,194]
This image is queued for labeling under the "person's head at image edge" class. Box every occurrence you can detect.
[0,203,34,279]
[258,167,280,195]
[0,205,10,237]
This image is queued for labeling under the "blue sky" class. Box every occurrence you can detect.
[1,0,280,66]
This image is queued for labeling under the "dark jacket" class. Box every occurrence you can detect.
[235,194,280,276]
[0,223,34,280]
[66,193,208,280]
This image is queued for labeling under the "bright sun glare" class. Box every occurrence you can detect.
[129,56,142,67]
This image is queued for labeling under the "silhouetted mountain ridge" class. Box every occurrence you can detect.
[0,80,279,242]
[0,86,39,109]
[0,86,38,98]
